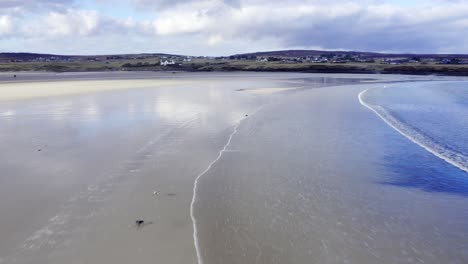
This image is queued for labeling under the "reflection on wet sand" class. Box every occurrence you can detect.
[0,74,274,264]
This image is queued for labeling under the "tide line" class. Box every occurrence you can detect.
[190,106,264,264]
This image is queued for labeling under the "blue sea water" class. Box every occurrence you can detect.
[360,81,468,194]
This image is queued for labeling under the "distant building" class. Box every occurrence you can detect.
[160,60,176,66]
[311,57,328,63]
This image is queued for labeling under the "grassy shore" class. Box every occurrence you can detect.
[2,58,468,76]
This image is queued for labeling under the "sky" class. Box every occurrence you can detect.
[0,0,467,55]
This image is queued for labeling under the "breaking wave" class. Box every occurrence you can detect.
[359,86,468,173]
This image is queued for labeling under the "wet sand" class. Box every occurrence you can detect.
[0,79,184,101]
[0,72,316,264]
[0,72,466,264]
[194,82,468,264]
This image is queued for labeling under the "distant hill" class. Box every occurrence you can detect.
[0,52,184,62]
[0,52,71,61]
[2,50,468,76]
[233,49,468,59]
[2,50,468,62]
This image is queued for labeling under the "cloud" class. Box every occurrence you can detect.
[0,15,13,36]
[142,0,468,53]
[132,0,241,10]
[20,9,101,37]
[150,1,222,35]
[46,10,99,36]
[0,0,75,12]
[1,0,468,54]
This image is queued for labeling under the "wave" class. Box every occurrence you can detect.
[359,87,468,173]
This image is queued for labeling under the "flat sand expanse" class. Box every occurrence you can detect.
[0,79,185,101]
[244,87,302,94]
[0,72,295,264]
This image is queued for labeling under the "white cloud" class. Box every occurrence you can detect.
[150,0,232,35]
[0,15,13,36]
[0,0,75,13]
[208,34,223,45]
[152,10,211,35]
[132,0,240,10]
[43,10,100,36]
[1,0,468,55]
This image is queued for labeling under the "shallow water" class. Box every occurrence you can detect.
[361,81,468,173]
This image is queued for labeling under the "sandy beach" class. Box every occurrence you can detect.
[0,72,303,264]
[0,72,467,264]
[0,79,185,101]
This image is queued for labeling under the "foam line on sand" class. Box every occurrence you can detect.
[190,106,263,264]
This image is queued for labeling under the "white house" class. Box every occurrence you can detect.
[160,60,176,66]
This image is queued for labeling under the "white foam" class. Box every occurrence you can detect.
[359,87,468,173]
[190,106,263,264]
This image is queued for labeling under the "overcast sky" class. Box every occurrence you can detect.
[0,0,467,55]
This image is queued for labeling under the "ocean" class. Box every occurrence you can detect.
[360,81,468,194]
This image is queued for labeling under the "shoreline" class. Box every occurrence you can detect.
[358,86,468,173]
[190,120,243,264]
[191,105,264,264]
